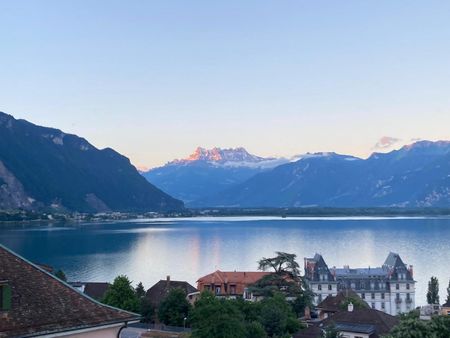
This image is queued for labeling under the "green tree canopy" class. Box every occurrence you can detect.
[322,323,343,338]
[54,269,67,282]
[426,276,440,305]
[190,292,247,338]
[158,288,192,326]
[259,293,301,336]
[135,281,146,299]
[258,251,300,278]
[384,310,450,338]
[446,279,450,305]
[102,275,139,312]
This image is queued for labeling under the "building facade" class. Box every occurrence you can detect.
[196,270,271,301]
[304,252,415,315]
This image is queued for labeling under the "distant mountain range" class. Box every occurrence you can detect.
[144,142,450,208]
[142,147,288,204]
[0,112,183,213]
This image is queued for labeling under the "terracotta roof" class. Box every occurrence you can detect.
[322,308,399,337]
[146,278,197,307]
[197,270,271,285]
[0,244,140,338]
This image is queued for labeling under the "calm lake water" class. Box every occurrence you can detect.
[0,216,449,306]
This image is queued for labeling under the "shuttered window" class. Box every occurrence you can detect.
[0,284,12,311]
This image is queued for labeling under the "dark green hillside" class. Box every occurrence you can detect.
[0,112,183,212]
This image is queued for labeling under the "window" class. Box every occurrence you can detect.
[230,285,236,294]
[396,293,400,300]
[381,293,385,299]
[215,286,221,295]
[371,293,375,299]
[361,293,365,299]
[396,284,399,290]
[328,284,332,291]
[318,284,322,291]
[371,303,375,309]
[382,302,385,309]
[318,294,322,302]
[406,283,410,290]
[0,284,12,311]
[406,293,410,300]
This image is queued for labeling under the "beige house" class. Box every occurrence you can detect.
[441,299,450,316]
[0,244,140,337]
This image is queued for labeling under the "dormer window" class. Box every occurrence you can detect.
[0,282,12,311]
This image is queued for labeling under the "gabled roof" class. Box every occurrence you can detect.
[196,270,271,285]
[317,289,366,312]
[146,279,197,307]
[323,308,399,337]
[0,244,140,338]
[84,282,111,300]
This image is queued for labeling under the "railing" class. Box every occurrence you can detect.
[395,298,402,304]
[406,298,413,304]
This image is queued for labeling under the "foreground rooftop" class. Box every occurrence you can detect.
[0,244,140,337]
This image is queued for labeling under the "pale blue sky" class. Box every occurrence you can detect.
[1,1,450,168]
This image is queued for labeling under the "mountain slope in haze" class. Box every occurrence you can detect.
[142,147,288,204]
[199,142,450,208]
[0,112,183,212]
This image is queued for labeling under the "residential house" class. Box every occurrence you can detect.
[441,299,450,316]
[0,244,140,338]
[196,270,271,301]
[305,252,416,315]
[145,276,198,308]
[69,282,111,301]
[295,304,399,338]
[316,289,366,320]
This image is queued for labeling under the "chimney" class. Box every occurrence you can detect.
[409,265,413,278]
[348,302,354,312]
[166,275,171,287]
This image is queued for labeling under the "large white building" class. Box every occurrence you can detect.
[304,252,415,315]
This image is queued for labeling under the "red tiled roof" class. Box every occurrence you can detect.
[0,244,140,337]
[197,270,271,285]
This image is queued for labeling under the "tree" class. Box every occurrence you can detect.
[54,269,67,282]
[245,321,267,338]
[384,310,450,338]
[190,292,247,338]
[136,282,146,299]
[446,279,450,305]
[259,293,301,336]
[426,276,440,305]
[158,288,192,326]
[252,252,303,297]
[258,252,300,278]
[102,275,140,312]
[322,324,343,338]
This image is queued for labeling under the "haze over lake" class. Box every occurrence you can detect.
[0,216,448,306]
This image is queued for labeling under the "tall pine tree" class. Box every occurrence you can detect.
[426,276,439,305]
[446,279,450,305]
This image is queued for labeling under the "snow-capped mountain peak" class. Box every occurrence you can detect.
[171,147,268,165]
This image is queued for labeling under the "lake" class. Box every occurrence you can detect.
[0,216,449,306]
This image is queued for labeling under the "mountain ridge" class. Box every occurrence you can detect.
[0,112,183,212]
[195,141,450,208]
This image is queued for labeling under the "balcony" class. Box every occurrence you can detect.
[406,298,413,304]
[395,298,402,304]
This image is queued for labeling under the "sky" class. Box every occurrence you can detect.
[1,1,450,169]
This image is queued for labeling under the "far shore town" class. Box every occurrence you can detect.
[1,244,449,338]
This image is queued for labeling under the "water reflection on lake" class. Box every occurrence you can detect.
[0,216,449,306]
